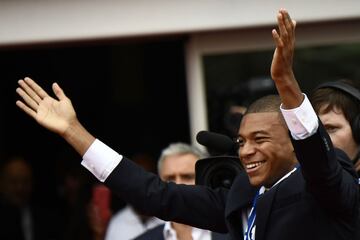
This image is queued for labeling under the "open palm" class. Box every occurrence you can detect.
[16,77,77,136]
[270,10,296,81]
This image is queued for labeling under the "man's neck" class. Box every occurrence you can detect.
[171,222,193,240]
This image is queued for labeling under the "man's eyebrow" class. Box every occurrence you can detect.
[237,130,269,138]
[253,130,270,135]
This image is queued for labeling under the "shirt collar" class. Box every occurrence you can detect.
[163,222,212,240]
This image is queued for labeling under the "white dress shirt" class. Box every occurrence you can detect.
[163,221,211,240]
[105,205,163,240]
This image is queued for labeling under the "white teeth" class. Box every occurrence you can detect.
[246,162,263,169]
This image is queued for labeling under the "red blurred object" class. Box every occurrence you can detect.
[91,184,111,223]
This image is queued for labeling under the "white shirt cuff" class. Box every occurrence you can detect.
[81,139,123,182]
[280,94,319,140]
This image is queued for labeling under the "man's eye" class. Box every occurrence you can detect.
[235,138,244,147]
[325,126,338,133]
[165,177,175,182]
[182,174,195,180]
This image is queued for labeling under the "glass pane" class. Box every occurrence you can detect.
[203,42,360,137]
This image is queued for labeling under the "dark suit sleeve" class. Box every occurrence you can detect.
[105,157,229,233]
[291,119,359,214]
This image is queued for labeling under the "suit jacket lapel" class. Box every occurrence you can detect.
[254,184,279,240]
[226,172,257,216]
[225,172,258,239]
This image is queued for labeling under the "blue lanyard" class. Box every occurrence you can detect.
[244,189,260,240]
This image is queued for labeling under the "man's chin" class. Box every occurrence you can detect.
[248,176,264,187]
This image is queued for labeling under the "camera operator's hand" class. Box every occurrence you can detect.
[16,77,95,155]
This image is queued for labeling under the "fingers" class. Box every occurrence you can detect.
[281,9,295,32]
[16,100,37,119]
[52,82,67,101]
[277,12,288,40]
[16,86,39,112]
[16,77,49,112]
[16,77,53,119]
[24,77,49,100]
[18,79,43,105]
[272,29,283,48]
[276,9,296,43]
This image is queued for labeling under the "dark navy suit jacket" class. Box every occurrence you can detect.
[105,121,359,240]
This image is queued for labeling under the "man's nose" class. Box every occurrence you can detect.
[239,141,255,159]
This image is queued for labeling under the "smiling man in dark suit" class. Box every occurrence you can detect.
[16,9,359,240]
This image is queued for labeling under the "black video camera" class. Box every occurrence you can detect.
[195,131,243,189]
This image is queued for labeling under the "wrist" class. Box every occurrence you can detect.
[62,119,96,156]
[61,118,81,140]
[273,72,303,109]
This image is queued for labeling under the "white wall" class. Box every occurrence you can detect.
[1,0,360,46]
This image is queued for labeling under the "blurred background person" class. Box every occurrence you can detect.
[311,79,360,239]
[0,155,58,240]
[134,142,228,240]
[311,79,360,174]
[105,153,163,240]
[55,149,109,240]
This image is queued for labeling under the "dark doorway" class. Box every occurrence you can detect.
[1,37,190,204]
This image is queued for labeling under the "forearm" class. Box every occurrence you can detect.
[105,157,228,232]
[62,119,96,156]
[273,71,303,109]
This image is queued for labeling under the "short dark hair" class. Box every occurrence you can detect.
[245,94,282,114]
[244,95,287,128]
[311,79,360,127]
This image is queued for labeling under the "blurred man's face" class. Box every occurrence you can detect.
[0,158,32,207]
[237,112,296,188]
[318,106,358,160]
[160,153,198,185]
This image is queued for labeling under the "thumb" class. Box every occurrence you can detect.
[52,82,67,101]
